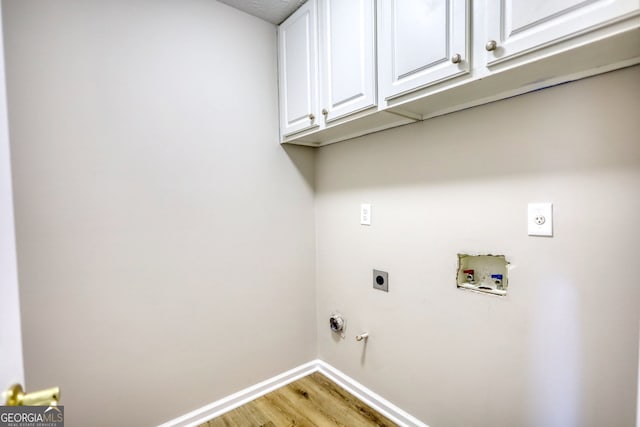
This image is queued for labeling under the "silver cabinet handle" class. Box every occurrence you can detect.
[485,40,497,51]
[322,108,328,116]
[308,113,315,121]
[451,53,462,64]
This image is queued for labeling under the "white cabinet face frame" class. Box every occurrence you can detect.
[319,0,377,123]
[486,0,640,65]
[278,0,319,137]
[378,0,470,102]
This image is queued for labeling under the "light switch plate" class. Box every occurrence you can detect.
[528,203,553,237]
[360,204,371,226]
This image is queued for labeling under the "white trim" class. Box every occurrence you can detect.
[158,359,428,427]
[158,360,318,427]
[637,320,640,427]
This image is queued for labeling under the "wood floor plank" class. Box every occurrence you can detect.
[201,372,398,427]
[258,389,319,426]
[307,373,394,426]
[291,375,362,426]
[276,379,348,426]
[304,373,395,426]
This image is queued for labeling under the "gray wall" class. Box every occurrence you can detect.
[2,1,316,426]
[315,66,640,427]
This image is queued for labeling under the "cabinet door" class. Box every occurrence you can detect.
[319,0,376,123]
[486,0,640,65]
[278,0,318,137]
[378,0,469,102]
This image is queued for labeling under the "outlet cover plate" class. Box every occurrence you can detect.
[528,203,553,237]
[373,269,388,292]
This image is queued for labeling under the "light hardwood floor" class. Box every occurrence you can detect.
[202,372,398,427]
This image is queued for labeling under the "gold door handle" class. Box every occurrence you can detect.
[5,384,60,406]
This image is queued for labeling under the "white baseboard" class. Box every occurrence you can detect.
[158,359,428,427]
[157,360,318,427]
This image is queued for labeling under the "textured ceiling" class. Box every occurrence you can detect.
[217,0,307,25]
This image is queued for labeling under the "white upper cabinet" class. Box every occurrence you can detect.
[319,0,376,123]
[278,0,639,146]
[278,0,318,137]
[378,0,470,102]
[485,0,640,65]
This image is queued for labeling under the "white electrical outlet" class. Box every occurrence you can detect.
[360,204,371,226]
[528,203,553,237]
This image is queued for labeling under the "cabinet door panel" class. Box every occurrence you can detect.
[510,0,587,32]
[378,0,469,101]
[395,0,447,77]
[486,0,640,65]
[278,1,318,137]
[320,0,376,122]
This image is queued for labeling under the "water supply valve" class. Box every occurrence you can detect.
[491,274,503,289]
[463,269,475,283]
